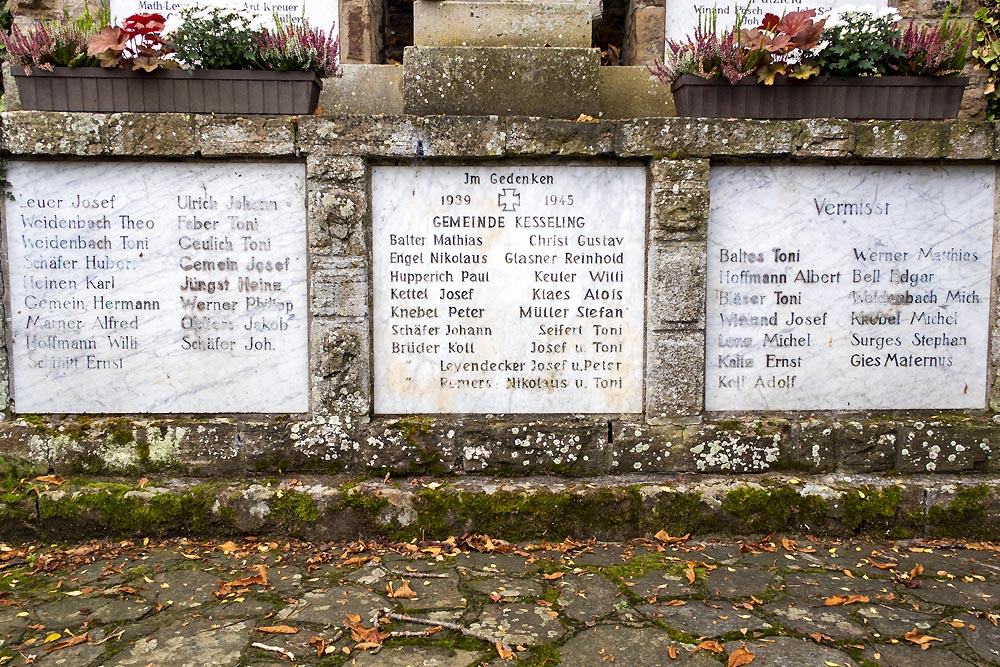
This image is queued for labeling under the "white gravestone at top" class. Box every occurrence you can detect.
[664,0,887,45]
[705,165,995,412]
[371,165,646,415]
[109,0,339,32]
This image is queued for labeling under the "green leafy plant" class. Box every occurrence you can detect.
[812,6,904,76]
[974,0,1000,118]
[168,5,260,70]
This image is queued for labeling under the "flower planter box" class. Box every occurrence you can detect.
[13,68,321,115]
[670,75,968,120]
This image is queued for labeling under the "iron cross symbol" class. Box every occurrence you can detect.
[498,188,521,212]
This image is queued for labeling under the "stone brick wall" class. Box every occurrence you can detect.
[0,113,998,479]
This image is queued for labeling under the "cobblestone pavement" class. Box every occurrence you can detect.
[0,536,998,667]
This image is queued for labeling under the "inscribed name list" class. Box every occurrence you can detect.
[5,161,308,413]
[664,0,886,44]
[705,165,995,411]
[372,165,645,414]
[109,0,338,32]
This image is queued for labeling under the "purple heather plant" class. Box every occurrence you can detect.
[891,15,972,76]
[255,19,340,78]
[0,7,105,73]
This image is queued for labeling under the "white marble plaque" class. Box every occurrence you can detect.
[664,0,886,45]
[110,0,339,32]
[4,161,309,413]
[706,165,996,411]
[372,165,646,414]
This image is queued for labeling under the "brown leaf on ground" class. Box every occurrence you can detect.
[668,645,678,659]
[344,616,388,647]
[44,633,90,652]
[542,572,565,581]
[34,475,65,485]
[308,636,326,657]
[864,558,898,570]
[910,563,924,578]
[218,541,240,554]
[944,620,966,629]
[664,600,686,607]
[729,646,756,667]
[824,595,869,606]
[691,640,725,655]
[810,632,833,643]
[386,581,418,599]
[654,531,690,545]
[496,641,515,659]
[256,625,299,634]
[214,564,268,596]
[904,628,942,649]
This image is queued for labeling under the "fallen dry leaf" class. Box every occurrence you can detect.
[944,620,965,629]
[663,600,687,607]
[668,645,678,659]
[904,628,942,649]
[255,625,299,634]
[691,640,725,655]
[34,475,65,485]
[810,632,833,643]
[44,633,90,653]
[219,541,240,554]
[386,581,418,599]
[496,641,515,659]
[728,646,755,667]
[307,636,326,657]
[654,530,690,545]
[824,595,870,606]
[865,558,898,570]
[542,572,565,581]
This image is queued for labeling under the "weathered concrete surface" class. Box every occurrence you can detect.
[318,65,404,115]
[0,535,996,667]
[402,47,601,117]
[413,0,592,47]
[599,66,675,118]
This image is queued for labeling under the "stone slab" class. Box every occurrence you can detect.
[318,65,403,115]
[664,0,886,44]
[109,0,339,33]
[403,47,600,118]
[371,164,645,414]
[599,66,675,118]
[4,161,309,414]
[414,0,592,47]
[705,165,995,411]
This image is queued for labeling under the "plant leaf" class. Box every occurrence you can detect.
[729,646,756,667]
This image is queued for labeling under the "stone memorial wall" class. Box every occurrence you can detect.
[4,161,309,413]
[706,165,995,411]
[0,114,997,478]
[372,164,645,414]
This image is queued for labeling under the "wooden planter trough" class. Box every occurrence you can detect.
[13,68,322,115]
[670,75,968,120]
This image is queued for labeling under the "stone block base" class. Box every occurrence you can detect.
[403,46,601,118]
[319,65,404,115]
[599,66,674,117]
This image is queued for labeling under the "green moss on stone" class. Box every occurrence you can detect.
[403,486,648,542]
[38,482,217,536]
[649,491,717,534]
[840,486,901,534]
[271,490,321,531]
[927,485,991,538]
[722,486,828,534]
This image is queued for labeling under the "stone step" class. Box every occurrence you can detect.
[5,472,1000,540]
[413,0,593,47]
[403,46,601,118]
